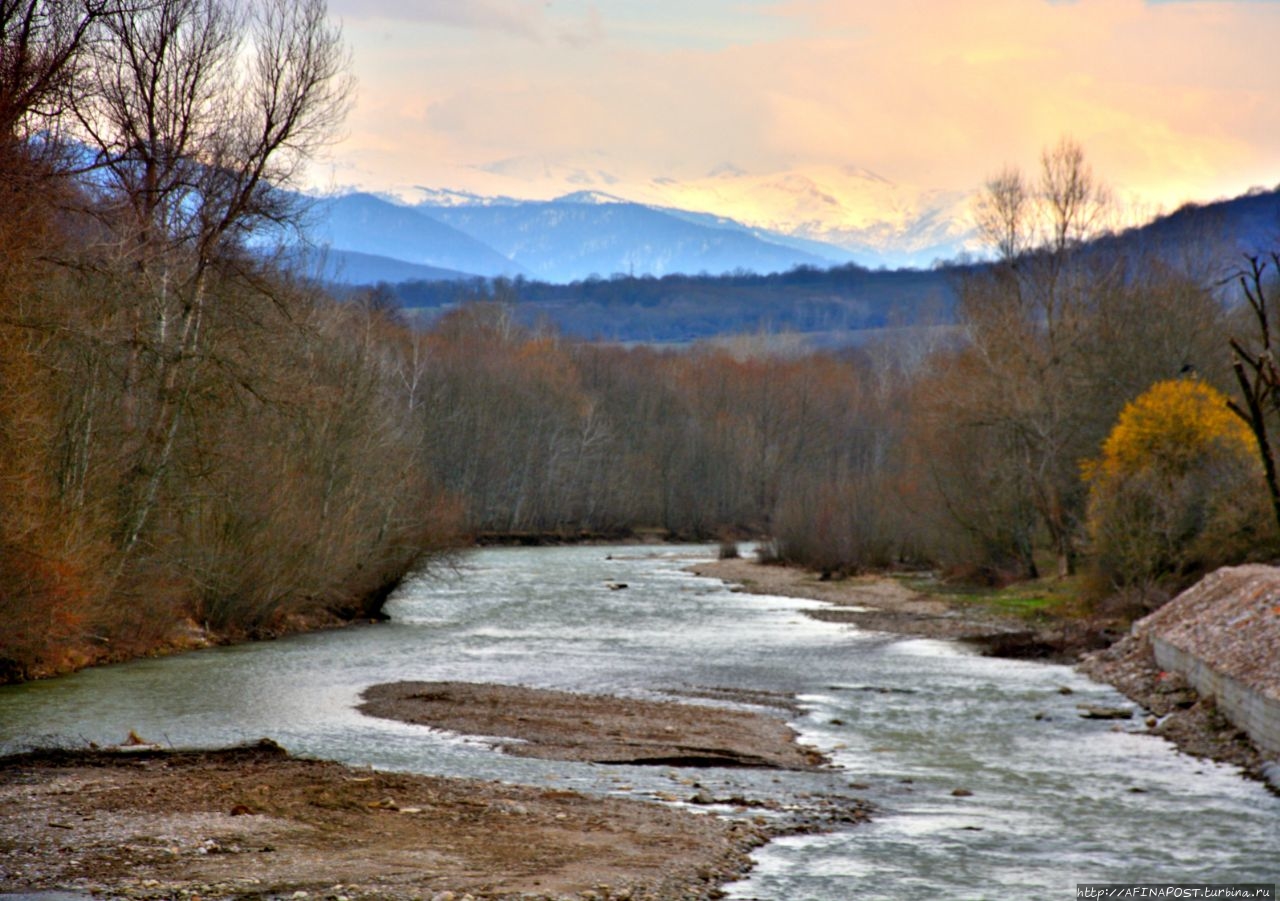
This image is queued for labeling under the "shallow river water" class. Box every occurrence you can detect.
[1,545,1277,899]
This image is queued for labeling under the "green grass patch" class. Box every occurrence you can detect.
[896,573,1086,621]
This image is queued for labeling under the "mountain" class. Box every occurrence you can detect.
[381,158,980,269]
[287,247,473,285]
[309,193,523,279]
[652,206,858,266]
[304,177,1279,290]
[643,165,977,268]
[414,192,837,282]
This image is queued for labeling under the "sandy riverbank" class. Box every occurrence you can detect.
[688,558,1081,650]
[359,681,826,770]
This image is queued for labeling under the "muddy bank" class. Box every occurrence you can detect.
[359,682,827,770]
[0,740,771,901]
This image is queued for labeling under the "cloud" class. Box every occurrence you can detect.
[322,0,1280,211]
[558,4,604,47]
[329,0,550,39]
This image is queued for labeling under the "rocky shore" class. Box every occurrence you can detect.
[1078,632,1271,783]
[0,740,774,901]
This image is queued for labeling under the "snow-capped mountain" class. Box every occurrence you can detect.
[646,165,978,269]
[378,160,981,270]
[415,192,841,283]
[298,189,848,285]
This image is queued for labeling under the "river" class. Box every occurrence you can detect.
[1,545,1276,898]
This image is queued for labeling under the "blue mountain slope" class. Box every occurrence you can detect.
[1134,188,1280,258]
[653,206,858,265]
[310,193,522,278]
[417,195,834,282]
[286,246,474,285]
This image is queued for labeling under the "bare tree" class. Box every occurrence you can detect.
[973,165,1030,265]
[1040,136,1110,255]
[1226,253,1280,532]
[956,137,1116,578]
[74,0,353,560]
[0,0,104,141]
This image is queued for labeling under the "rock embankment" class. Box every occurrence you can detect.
[1138,565,1280,733]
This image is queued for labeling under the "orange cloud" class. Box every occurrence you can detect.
[319,0,1280,211]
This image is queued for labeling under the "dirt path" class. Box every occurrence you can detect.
[0,740,771,901]
[359,682,826,770]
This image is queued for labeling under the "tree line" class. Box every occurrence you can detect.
[381,261,958,344]
[0,0,460,680]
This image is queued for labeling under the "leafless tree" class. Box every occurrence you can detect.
[973,165,1030,265]
[957,138,1116,578]
[73,0,353,560]
[1226,253,1280,532]
[0,0,105,142]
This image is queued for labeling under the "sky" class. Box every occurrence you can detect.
[313,0,1280,218]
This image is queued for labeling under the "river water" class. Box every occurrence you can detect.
[1,545,1276,899]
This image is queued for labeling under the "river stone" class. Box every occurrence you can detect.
[1077,704,1133,720]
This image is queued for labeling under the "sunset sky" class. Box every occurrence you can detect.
[317,0,1280,218]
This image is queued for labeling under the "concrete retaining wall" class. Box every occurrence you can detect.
[1134,565,1280,774]
[1151,636,1280,759]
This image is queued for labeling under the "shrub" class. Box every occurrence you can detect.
[1083,379,1273,594]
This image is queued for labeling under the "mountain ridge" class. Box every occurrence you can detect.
[301,180,1279,291]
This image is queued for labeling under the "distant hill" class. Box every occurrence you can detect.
[1102,187,1280,270]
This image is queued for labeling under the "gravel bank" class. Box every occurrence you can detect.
[0,740,773,901]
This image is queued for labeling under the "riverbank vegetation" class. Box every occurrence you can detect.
[0,0,461,681]
[3,3,1278,683]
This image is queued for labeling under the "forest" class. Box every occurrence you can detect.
[3,0,1279,683]
[381,261,960,345]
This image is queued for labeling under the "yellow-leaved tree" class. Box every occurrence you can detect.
[1083,379,1274,599]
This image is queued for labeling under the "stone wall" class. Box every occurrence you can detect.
[1136,565,1280,761]
[1150,636,1280,758]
